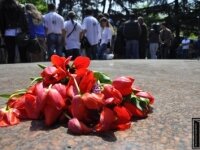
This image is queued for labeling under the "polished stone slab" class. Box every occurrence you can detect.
[0,60,200,150]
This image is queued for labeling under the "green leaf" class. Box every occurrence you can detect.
[0,94,11,99]
[130,95,144,111]
[37,64,47,69]
[30,77,43,85]
[94,71,112,84]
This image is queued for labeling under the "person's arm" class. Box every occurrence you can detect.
[43,16,48,35]
[61,18,65,45]
[159,31,164,44]
[82,18,87,36]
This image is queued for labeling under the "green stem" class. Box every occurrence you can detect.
[63,112,72,120]
[72,77,81,95]
[6,105,9,111]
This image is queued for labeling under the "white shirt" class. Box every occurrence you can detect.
[100,27,112,46]
[181,39,190,49]
[64,20,82,50]
[82,16,100,45]
[44,12,64,35]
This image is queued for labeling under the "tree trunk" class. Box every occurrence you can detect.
[174,0,180,37]
[102,0,106,13]
[107,0,112,13]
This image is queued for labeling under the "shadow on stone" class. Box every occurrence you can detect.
[67,129,117,142]
[30,120,61,131]
[96,132,117,142]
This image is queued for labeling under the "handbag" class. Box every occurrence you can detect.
[81,36,91,49]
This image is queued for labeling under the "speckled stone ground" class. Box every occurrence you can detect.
[0,59,200,150]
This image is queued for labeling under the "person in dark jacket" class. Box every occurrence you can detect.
[138,16,148,59]
[0,0,28,63]
[123,13,141,59]
[149,24,159,59]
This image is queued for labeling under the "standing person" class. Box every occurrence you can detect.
[114,18,126,59]
[82,7,100,60]
[63,11,82,60]
[149,24,159,59]
[159,22,172,59]
[44,3,64,59]
[181,35,190,59]
[0,0,28,63]
[123,13,141,59]
[25,3,46,62]
[97,17,112,60]
[194,35,200,59]
[138,16,148,59]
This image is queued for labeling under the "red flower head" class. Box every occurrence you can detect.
[43,87,66,126]
[70,95,89,122]
[77,70,96,94]
[82,93,104,110]
[68,118,92,135]
[41,66,67,86]
[102,84,122,105]
[51,55,71,71]
[52,83,67,99]
[112,76,134,96]
[95,107,116,132]
[124,102,147,118]
[7,94,41,120]
[113,106,131,130]
[0,107,20,127]
[73,56,90,70]
[135,91,155,104]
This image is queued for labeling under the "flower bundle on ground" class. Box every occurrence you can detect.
[0,55,154,134]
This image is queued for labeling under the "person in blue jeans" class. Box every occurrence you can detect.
[44,4,65,59]
[98,17,112,60]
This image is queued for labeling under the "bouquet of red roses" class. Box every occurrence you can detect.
[0,55,154,134]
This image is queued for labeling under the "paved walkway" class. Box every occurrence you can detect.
[0,60,200,150]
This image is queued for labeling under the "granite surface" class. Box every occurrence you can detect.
[0,59,200,150]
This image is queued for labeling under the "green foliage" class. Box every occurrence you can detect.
[18,0,48,14]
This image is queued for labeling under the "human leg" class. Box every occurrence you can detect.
[47,34,56,59]
[132,40,139,59]
[98,44,107,60]
[125,40,132,59]
[55,34,63,57]
[4,37,16,63]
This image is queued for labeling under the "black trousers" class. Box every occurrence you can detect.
[64,49,80,60]
[4,36,28,63]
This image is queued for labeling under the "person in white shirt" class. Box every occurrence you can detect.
[97,17,112,60]
[44,4,64,59]
[63,11,82,60]
[82,8,100,60]
[181,36,190,59]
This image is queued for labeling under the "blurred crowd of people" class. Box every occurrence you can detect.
[0,0,200,64]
